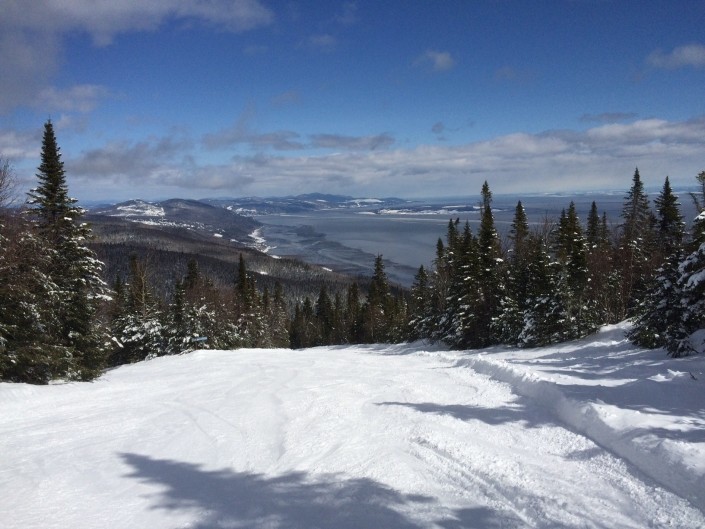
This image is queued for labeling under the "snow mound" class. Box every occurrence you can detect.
[452,323,705,513]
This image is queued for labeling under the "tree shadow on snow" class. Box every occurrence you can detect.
[121,452,432,528]
[377,400,554,429]
[120,453,521,529]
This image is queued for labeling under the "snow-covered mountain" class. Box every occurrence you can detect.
[202,193,409,215]
[1,323,703,528]
[90,198,260,241]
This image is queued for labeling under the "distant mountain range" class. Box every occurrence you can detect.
[201,193,410,215]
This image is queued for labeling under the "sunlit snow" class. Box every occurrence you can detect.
[1,324,703,528]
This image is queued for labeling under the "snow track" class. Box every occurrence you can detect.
[1,335,704,528]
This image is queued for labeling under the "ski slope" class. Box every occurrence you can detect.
[1,323,704,528]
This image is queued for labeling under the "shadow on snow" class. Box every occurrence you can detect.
[119,452,523,528]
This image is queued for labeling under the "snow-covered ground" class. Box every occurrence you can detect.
[1,324,704,528]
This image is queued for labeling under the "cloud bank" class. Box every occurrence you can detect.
[28,116,701,200]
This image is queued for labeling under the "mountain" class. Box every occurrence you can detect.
[90,198,260,243]
[85,198,361,302]
[202,193,409,215]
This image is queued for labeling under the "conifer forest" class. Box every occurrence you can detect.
[1,121,704,384]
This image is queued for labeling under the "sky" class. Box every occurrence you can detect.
[1,0,704,203]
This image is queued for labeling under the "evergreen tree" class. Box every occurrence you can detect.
[554,202,595,337]
[688,170,705,250]
[0,219,65,383]
[629,177,686,349]
[24,121,108,380]
[666,241,705,356]
[662,170,705,356]
[362,255,393,342]
[494,201,531,345]
[263,282,291,348]
[408,265,432,341]
[654,176,685,258]
[345,282,363,343]
[110,254,164,364]
[586,201,601,249]
[315,285,334,345]
[519,235,570,347]
[618,168,656,317]
[476,181,504,346]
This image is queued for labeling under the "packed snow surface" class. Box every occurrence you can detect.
[1,324,704,528]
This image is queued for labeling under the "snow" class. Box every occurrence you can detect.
[248,228,274,253]
[114,201,165,217]
[1,326,704,528]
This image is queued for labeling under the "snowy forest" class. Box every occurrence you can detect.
[1,120,704,385]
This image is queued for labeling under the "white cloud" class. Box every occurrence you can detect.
[647,43,705,70]
[310,133,394,151]
[58,116,705,200]
[415,50,455,72]
[35,84,112,113]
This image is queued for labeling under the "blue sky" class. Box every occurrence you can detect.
[1,0,704,203]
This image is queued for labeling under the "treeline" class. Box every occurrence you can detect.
[406,172,705,356]
[1,121,704,385]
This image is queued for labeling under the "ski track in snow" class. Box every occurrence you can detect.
[1,330,704,528]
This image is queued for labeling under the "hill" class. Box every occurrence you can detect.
[1,324,703,528]
[86,198,363,302]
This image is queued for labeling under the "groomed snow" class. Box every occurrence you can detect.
[1,325,704,528]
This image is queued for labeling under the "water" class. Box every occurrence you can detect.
[256,193,697,287]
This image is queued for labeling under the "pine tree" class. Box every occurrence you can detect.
[24,121,109,380]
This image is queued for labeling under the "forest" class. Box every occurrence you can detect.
[1,120,704,384]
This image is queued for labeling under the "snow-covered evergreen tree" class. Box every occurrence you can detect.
[110,255,164,364]
[666,241,705,356]
[618,168,657,317]
[24,121,109,380]
[629,177,686,349]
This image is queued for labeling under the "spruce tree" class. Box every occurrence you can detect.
[654,176,684,258]
[494,201,531,345]
[618,168,656,317]
[476,181,504,345]
[25,121,108,380]
[629,177,686,349]
[408,265,431,341]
